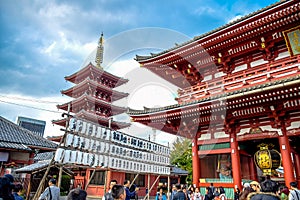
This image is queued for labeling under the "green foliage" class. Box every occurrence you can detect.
[60,175,71,192]
[170,137,193,183]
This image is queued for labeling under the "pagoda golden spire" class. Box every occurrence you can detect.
[95,32,104,69]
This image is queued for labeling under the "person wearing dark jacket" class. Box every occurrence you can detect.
[234,185,241,200]
[173,184,187,200]
[248,192,280,200]
[0,174,15,200]
[248,178,281,200]
[260,176,278,194]
[67,184,87,200]
[124,180,139,200]
[204,187,214,200]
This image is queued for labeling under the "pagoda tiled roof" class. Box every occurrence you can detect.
[52,109,131,130]
[128,74,300,115]
[135,0,296,62]
[76,110,130,129]
[0,116,57,151]
[65,63,128,87]
[57,93,127,115]
[61,77,129,101]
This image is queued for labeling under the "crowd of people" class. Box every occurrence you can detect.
[150,177,300,200]
[163,177,300,200]
[1,174,300,200]
[0,174,88,200]
[235,176,300,200]
[0,174,24,200]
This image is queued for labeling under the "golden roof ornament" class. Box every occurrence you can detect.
[95,32,104,69]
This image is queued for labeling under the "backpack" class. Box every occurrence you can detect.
[290,190,300,200]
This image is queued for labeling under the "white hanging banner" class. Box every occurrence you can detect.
[54,117,171,174]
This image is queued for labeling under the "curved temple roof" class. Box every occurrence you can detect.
[135,0,296,62]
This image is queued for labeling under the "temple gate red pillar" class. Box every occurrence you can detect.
[230,130,242,190]
[293,153,300,186]
[249,157,258,181]
[278,122,295,186]
[192,137,200,187]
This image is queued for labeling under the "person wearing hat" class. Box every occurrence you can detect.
[38,178,60,200]
[250,181,261,192]
[248,180,280,200]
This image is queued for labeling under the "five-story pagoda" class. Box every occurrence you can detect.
[53,33,130,130]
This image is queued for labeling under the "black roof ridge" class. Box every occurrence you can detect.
[136,0,287,61]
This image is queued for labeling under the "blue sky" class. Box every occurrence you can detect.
[0,0,278,143]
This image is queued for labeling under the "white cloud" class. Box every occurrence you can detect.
[227,15,243,23]
[44,41,57,54]
[107,59,139,77]
[38,2,74,18]
[193,6,216,15]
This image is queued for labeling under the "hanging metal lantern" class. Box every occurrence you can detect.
[254,143,281,175]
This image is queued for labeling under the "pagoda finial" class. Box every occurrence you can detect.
[95,32,104,69]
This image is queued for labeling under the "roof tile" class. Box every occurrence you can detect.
[0,116,57,150]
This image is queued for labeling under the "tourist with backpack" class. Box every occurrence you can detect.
[289,182,300,200]
[38,178,60,200]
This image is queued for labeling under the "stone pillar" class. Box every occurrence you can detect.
[192,137,200,187]
[230,130,242,190]
[278,123,295,186]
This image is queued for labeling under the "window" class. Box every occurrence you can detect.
[125,173,145,187]
[90,171,105,185]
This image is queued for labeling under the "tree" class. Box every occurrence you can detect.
[170,137,192,183]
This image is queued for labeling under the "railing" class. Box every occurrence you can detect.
[177,55,300,104]
[198,178,252,200]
